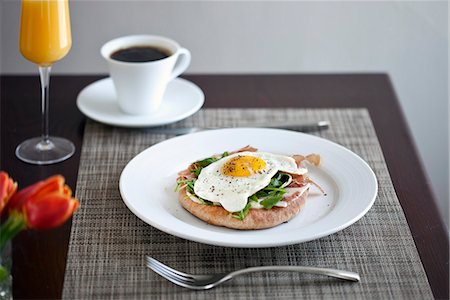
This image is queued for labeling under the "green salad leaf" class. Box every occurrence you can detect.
[259,190,286,209]
[175,178,214,205]
[190,151,229,176]
[175,179,196,194]
[232,202,252,221]
[268,172,292,189]
[248,172,291,209]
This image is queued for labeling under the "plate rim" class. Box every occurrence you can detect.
[76,77,204,128]
[119,127,378,247]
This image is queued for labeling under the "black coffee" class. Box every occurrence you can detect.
[110,46,171,62]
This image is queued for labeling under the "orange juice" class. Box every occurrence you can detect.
[20,0,71,66]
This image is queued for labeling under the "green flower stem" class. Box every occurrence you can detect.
[0,212,26,251]
[0,265,7,281]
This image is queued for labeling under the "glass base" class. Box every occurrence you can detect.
[15,136,75,165]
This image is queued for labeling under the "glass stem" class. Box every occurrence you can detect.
[39,65,51,143]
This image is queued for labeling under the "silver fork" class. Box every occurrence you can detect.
[145,256,360,290]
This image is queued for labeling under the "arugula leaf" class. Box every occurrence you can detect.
[267,172,292,188]
[249,172,291,200]
[232,202,252,220]
[190,152,229,176]
[175,179,196,194]
[260,190,286,209]
[176,178,215,206]
[199,198,214,206]
[249,172,291,209]
[268,172,283,188]
[249,194,259,202]
[191,169,202,176]
[195,157,219,167]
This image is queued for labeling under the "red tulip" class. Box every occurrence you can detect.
[8,175,66,211]
[0,174,79,249]
[24,192,79,230]
[8,175,79,229]
[0,171,18,214]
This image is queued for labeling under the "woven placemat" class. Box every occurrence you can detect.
[63,109,433,299]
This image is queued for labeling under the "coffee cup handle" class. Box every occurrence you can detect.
[170,48,191,80]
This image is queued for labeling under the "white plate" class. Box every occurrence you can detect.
[119,128,378,247]
[76,77,204,127]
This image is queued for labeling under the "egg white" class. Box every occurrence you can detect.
[193,151,307,212]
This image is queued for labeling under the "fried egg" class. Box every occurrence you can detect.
[193,151,307,212]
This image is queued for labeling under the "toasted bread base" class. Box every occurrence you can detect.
[178,188,309,230]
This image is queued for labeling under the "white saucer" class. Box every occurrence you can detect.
[76,77,204,127]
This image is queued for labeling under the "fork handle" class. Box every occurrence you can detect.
[227,266,360,282]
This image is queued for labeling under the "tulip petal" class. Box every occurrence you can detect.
[63,185,72,197]
[6,174,79,230]
[25,193,79,230]
[0,171,18,214]
[33,175,65,198]
[8,175,64,211]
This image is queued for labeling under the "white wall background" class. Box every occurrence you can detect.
[1,0,448,226]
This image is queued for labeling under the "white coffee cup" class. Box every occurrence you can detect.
[101,35,191,115]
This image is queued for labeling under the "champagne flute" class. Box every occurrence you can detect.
[16,0,75,164]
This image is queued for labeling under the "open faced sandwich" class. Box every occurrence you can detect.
[176,146,322,230]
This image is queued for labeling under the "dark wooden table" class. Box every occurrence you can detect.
[1,74,448,299]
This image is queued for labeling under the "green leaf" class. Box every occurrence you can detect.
[0,265,7,282]
[249,194,258,202]
[190,152,229,176]
[177,179,215,205]
[260,191,286,209]
[268,172,283,188]
[175,179,196,194]
[263,187,285,192]
[199,198,214,206]
[248,172,291,203]
[255,190,269,198]
[232,202,252,221]
[190,168,202,176]
[0,213,26,250]
[195,157,219,167]
[267,172,291,188]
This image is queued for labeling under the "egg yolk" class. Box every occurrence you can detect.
[222,155,266,177]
